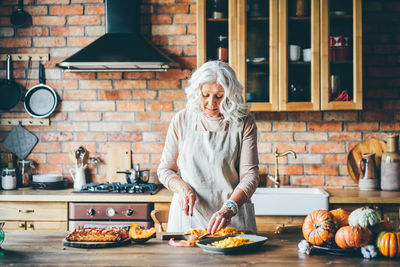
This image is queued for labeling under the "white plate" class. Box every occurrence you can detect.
[196,234,268,254]
[33,173,63,183]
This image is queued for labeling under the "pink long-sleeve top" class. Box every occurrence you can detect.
[157,109,260,200]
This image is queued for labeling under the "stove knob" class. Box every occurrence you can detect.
[126,209,134,216]
[106,208,116,217]
[87,208,96,216]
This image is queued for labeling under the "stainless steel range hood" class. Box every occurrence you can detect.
[57,0,175,72]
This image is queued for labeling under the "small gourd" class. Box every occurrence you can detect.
[348,207,381,228]
[376,231,400,258]
[361,244,378,259]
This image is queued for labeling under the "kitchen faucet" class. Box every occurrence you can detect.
[268,149,297,188]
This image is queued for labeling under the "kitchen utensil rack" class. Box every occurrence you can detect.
[0,118,49,126]
[0,54,49,61]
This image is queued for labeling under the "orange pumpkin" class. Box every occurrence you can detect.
[302,210,337,246]
[330,208,350,228]
[376,232,400,258]
[335,226,372,249]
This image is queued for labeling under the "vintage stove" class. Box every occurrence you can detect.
[78,182,159,194]
[69,168,159,231]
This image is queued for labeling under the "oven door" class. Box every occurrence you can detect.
[69,221,153,231]
[68,202,154,231]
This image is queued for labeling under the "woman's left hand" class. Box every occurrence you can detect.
[207,206,234,234]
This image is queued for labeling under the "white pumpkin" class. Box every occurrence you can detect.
[348,207,381,228]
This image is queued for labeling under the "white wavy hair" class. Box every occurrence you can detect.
[185,60,250,125]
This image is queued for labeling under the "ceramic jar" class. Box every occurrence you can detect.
[381,134,400,191]
[358,153,379,191]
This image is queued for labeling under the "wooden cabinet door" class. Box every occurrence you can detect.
[197,0,237,67]
[237,0,279,111]
[320,0,362,110]
[278,0,320,111]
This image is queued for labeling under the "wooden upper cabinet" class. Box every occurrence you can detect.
[320,0,362,110]
[197,0,237,67]
[196,0,362,111]
[279,0,320,111]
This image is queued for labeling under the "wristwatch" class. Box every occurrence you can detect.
[223,200,238,216]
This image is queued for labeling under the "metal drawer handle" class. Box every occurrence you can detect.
[18,209,35,213]
[18,223,26,228]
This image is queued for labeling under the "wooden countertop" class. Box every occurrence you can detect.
[0,230,396,266]
[1,187,400,204]
[326,188,400,204]
[0,187,173,202]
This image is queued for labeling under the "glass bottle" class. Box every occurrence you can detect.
[18,159,34,187]
[381,134,400,191]
[216,35,228,62]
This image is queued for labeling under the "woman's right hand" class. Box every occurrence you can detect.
[169,177,196,216]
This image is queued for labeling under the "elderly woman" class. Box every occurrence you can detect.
[157,61,259,234]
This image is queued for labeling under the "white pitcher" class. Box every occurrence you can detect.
[69,165,87,191]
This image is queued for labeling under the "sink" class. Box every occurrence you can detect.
[251,187,329,216]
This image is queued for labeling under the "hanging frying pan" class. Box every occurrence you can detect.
[0,55,22,110]
[11,0,31,28]
[24,62,58,118]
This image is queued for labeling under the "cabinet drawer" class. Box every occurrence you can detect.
[26,221,68,231]
[2,221,67,231]
[0,202,67,221]
[3,221,27,230]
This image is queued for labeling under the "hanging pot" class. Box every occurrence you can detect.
[10,0,31,28]
[0,55,22,110]
[24,62,58,118]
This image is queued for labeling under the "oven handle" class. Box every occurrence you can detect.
[151,209,165,232]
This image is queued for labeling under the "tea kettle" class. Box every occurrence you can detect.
[117,163,150,184]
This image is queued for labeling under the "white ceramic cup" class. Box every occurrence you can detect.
[303,48,312,62]
[289,45,301,61]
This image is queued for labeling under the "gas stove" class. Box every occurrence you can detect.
[77,182,160,194]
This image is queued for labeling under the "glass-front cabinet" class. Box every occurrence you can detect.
[196,0,362,111]
[197,0,237,67]
[279,0,320,111]
[320,0,362,110]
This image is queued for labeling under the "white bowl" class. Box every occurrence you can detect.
[32,173,63,183]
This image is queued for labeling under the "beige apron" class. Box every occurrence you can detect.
[167,111,257,233]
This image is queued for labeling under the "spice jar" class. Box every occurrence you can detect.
[216,35,228,62]
[212,0,227,19]
[381,134,400,191]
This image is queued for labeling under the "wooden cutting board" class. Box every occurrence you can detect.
[106,148,131,183]
[62,238,131,248]
[347,139,386,184]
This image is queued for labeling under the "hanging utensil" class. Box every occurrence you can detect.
[0,55,22,110]
[24,62,58,118]
[10,0,31,28]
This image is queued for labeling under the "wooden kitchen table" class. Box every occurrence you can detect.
[0,230,398,266]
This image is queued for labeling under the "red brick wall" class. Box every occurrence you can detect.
[0,0,399,189]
